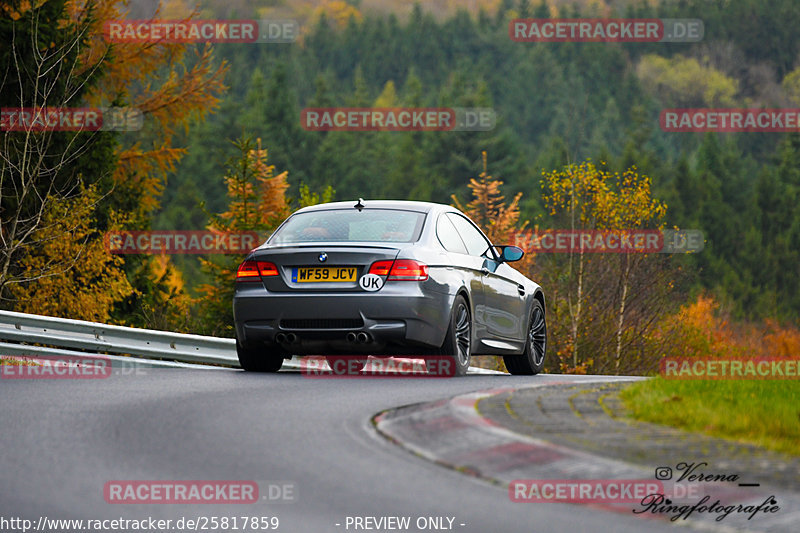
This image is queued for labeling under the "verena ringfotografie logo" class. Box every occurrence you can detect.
[104,231,259,254]
[661,357,800,380]
[512,229,704,254]
[1,107,142,132]
[661,109,800,132]
[510,479,664,503]
[103,19,299,43]
[510,19,703,43]
[635,462,780,523]
[300,356,456,378]
[300,108,495,132]
[0,355,112,379]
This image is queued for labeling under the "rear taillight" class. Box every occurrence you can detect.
[368,260,394,276]
[388,259,428,280]
[236,260,279,280]
[368,259,428,281]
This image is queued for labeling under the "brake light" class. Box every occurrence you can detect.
[236,260,279,280]
[388,259,428,281]
[258,261,279,276]
[368,259,428,280]
[368,260,394,276]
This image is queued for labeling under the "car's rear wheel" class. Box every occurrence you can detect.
[325,356,368,375]
[504,299,546,375]
[237,343,284,372]
[431,294,471,377]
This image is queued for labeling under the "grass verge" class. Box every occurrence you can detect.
[619,378,800,456]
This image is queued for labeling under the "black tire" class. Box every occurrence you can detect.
[431,294,471,377]
[325,356,368,375]
[237,342,284,372]
[504,299,546,375]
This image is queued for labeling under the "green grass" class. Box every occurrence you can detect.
[619,378,800,456]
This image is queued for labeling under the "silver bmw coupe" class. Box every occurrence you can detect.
[233,199,546,376]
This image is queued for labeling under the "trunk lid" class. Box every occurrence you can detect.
[251,244,402,293]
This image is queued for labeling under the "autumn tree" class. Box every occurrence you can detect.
[82,0,228,221]
[592,167,668,371]
[1,0,228,324]
[194,134,338,336]
[452,151,528,251]
[297,183,335,209]
[196,136,290,336]
[311,0,363,30]
[0,0,120,314]
[453,151,530,370]
[540,161,606,371]
[540,161,678,374]
[6,183,132,321]
[635,54,738,107]
[92,0,228,329]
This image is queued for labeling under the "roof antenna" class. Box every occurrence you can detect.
[354,198,365,212]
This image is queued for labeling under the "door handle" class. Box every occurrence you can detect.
[518,285,525,296]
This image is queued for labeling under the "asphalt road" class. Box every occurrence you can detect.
[0,367,681,533]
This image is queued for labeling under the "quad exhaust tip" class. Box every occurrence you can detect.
[278,331,368,344]
[345,331,371,343]
[275,332,297,344]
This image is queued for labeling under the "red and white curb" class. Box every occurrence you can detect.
[373,379,800,532]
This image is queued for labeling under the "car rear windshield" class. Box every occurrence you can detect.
[269,208,426,244]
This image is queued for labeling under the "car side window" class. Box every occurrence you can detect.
[447,213,493,257]
[436,214,468,254]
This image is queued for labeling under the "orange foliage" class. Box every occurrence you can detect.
[311,0,363,29]
[7,184,132,322]
[558,359,593,375]
[3,1,229,325]
[59,0,229,215]
[452,151,529,261]
[762,320,800,358]
[213,138,290,232]
[451,152,531,371]
[666,294,800,360]
[195,137,290,335]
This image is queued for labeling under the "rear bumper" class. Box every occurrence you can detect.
[233,282,454,354]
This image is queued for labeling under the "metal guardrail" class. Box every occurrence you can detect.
[0,310,505,374]
[0,310,239,366]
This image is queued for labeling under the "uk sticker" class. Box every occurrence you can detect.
[359,274,384,291]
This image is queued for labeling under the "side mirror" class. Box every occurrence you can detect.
[497,245,524,262]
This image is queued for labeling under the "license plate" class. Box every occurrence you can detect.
[292,266,357,283]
